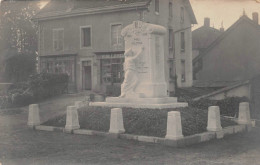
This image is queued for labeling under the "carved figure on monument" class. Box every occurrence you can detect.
[119,45,144,98]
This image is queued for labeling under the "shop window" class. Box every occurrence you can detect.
[101,58,124,84]
[40,57,75,83]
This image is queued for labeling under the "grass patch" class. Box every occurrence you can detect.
[42,106,237,137]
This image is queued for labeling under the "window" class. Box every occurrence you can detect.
[53,28,64,51]
[169,2,173,18]
[155,0,159,13]
[101,58,124,84]
[180,7,184,23]
[181,32,185,52]
[169,29,173,49]
[169,60,174,80]
[81,26,91,48]
[181,60,185,82]
[111,24,123,47]
[40,56,75,83]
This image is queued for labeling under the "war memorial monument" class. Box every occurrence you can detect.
[90,21,187,109]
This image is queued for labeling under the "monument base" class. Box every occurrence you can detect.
[89,97,188,109]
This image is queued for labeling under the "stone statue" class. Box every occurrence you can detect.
[119,45,144,98]
[91,21,188,109]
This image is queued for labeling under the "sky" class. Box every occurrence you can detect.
[190,0,260,30]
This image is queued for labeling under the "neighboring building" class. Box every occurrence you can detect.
[192,75,260,119]
[32,0,197,94]
[192,17,223,60]
[193,12,260,87]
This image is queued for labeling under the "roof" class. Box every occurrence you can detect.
[33,0,151,20]
[183,0,197,24]
[175,87,221,99]
[193,80,250,101]
[193,15,260,63]
[192,26,222,50]
[193,80,245,88]
[193,15,260,87]
[33,0,197,23]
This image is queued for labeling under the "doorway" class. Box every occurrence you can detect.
[84,66,92,90]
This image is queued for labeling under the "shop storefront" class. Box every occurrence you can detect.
[95,51,124,95]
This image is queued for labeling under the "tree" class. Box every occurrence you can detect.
[0,0,42,82]
[0,0,39,53]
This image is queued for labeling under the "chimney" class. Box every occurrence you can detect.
[220,21,224,32]
[204,17,210,27]
[252,12,259,24]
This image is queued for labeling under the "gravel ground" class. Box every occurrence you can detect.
[0,100,260,165]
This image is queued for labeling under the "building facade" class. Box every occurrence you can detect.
[192,17,223,60]
[193,13,260,88]
[33,0,197,94]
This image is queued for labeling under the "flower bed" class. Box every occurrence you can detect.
[43,106,236,137]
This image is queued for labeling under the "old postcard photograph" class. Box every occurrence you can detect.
[0,0,259,164]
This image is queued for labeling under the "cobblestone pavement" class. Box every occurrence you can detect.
[0,99,260,165]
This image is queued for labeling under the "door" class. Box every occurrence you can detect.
[84,66,92,90]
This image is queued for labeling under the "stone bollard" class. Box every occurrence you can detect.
[109,108,125,134]
[238,102,251,125]
[165,111,184,140]
[65,106,80,133]
[27,104,41,127]
[75,101,84,109]
[207,106,222,131]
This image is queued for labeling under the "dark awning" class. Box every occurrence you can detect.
[94,51,124,59]
[40,53,77,58]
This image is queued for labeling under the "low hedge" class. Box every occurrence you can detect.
[43,106,236,137]
[189,97,249,117]
[29,73,69,100]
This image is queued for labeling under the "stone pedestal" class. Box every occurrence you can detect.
[238,102,251,124]
[65,106,80,132]
[165,111,184,140]
[27,104,41,127]
[207,106,222,131]
[109,108,125,134]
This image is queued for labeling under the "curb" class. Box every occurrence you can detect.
[33,124,252,147]
[35,125,64,132]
